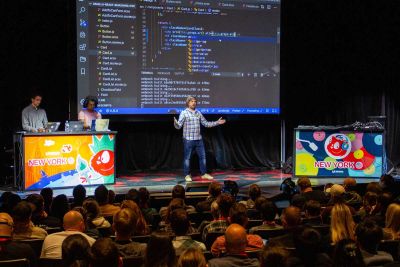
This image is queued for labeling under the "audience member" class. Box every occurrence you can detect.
[62,234,90,267]
[208,224,259,267]
[90,238,122,267]
[287,226,332,267]
[171,208,206,256]
[260,244,288,267]
[41,210,96,259]
[380,174,400,198]
[160,185,195,220]
[138,187,158,224]
[302,200,323,226]
[83,198,111,229]
[211,203,263,256]
[292,177,327,205]
[113,208,146,257]
[120,199,150,235]
[358,192,380,221]
[144,232,177,267]
[249,199,282,233]
[40,187,53,214]
[383,203,400,240]
[71,185,86,209]
[343,178,362,203]
[125,188,139,203]
[355,219,393,266]
[331,203,355,244]
[196,182,222,212]
[95,185,120,217]
[12,201,48,240]
[26,193,61,227]
[49,194,70,221]
[72,206,100,239]
[1,193,21,215]
[239,184,261,209]
[202,193,234,241]
[333,239,366,267]
[177,248,207,267]
[268,206,301,248]
[366,182,383,196]
[0,212,37,266]
[108,190,116,205]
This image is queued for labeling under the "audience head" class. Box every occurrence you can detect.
[304,200,321,218]
[95,185,109,205]
[210,201,219,219]
[260,245,289,267]
[330,184,346,203]
[224,224,247,255]
[293,226,323,258]
[108,190,116,205]
[281,206,301,229]
[229,203,248,227]
[385,203,400,235]
[2,193,21,214]
[126,188,139,203]
[83,198,101,223]
[63,210,85,232]
[216,193,235,218]
[362,191,379,214]
[26,193,44,215]
[172,185,186,200]
[380,174,395,189]
[120,200,147,235]
[177,248,207,267]
[12,201,32,233]
[166,198,185,222]
[248,184,261,201]
[355,219,383,253]
[138,187,151,207]
[343,177,357,191]
[73,185,86,205]
[113,208,137,238]
[331,203,355,244]
[145,232,176,267]
[40,187,53,211]
[297,177,312,192]
[254,196,267,212]
[366,182,383,195]
[62,234,90,267]
[208,182,222,198]
[170,208,190,236]
[90,238,122,267]
[50,194,70,220]
[0,212,13,237]
[259,200,277,222]
[333,239,365,267]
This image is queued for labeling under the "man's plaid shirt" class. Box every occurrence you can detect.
[202,219,229,242]
[174,108,218,140]
[172,236,206,256]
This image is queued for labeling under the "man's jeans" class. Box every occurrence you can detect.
[183,139,206,176]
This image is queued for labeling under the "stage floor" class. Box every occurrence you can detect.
[1,169,379,199]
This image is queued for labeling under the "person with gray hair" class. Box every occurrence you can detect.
[174,96,226,182]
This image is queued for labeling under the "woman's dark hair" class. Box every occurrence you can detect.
[50,194,70,221]
[293,226,324,266]
[138,187,151,208]
[333,239,366,267]
[40,188,53,214]
[83,95,98,108]
[82,198,101,229]
[260,245,288,267]
[145,232,176,267]
[126,188,139,203]
[248,184,261,201]
[62,234,90,267]
[72,185,87,207]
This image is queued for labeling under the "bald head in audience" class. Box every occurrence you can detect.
[63,210,85,232]
[0,212,13,237]
[282,206,301,229]
[225,223,247,255]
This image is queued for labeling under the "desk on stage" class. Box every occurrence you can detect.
[13,131,117,191]
[293,126,384,178]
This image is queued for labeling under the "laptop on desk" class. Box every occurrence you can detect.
[68,121,84,132]
[46,122,61,132]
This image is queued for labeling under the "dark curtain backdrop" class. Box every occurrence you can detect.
[2,0,400,176]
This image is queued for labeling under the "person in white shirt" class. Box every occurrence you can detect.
[40,210,95,259]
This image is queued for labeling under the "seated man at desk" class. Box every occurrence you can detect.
[22,92,48,132]
[78,95,102,130]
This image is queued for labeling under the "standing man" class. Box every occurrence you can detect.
[174,96,225,182]
[22,92,48,132]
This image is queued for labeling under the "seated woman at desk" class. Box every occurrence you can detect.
[78,95,102,130]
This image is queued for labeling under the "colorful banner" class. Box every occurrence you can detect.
[294,130,383,178]
[24,134,115,190]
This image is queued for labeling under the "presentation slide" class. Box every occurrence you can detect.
[24,134,115,190]
[76,0,280,115]
[294,130,384,178]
